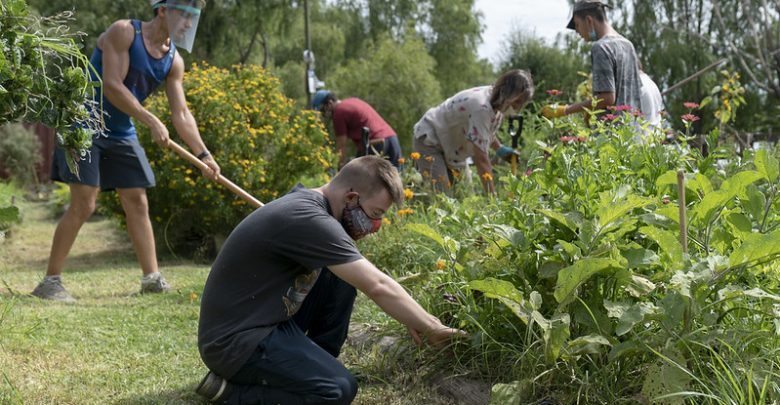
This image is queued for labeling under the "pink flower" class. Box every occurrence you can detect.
[614,105,633,112]
[546,89,563,96]
[683,102,700,109]
[600,114,618,121]
[631,109,644,117]
[559,135,586,143]
[681,114,700,123]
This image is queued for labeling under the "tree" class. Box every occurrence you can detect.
[328,31,442,153]
[711,0,780,101]
[498,30,587,98]
[425,0,493,96]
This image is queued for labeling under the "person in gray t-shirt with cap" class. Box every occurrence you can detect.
[542,0,641,121]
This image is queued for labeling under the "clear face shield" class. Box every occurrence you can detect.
[154,0,203,53]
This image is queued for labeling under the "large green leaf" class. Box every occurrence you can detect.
[596,194,652,229]
[554,258,622,306]
[717,286,780,302]
[729,228,780,267]
[405,223,445,249]
[641,348,691,405]
[566,334,611,355]
[692,171,762,226]
[755,149,779,183]
[605,300,660,336]
[468,278,539,324]
[489,380,532,405]
[639,226,684,267]
[622,247,660,269]
[656,171,712,198]
[531,311,571,362]
[537,209,578,233]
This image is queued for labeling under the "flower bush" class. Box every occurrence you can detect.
[100,63,335,257]
[360,100,780,403]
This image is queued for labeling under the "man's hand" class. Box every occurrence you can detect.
[541,104,568,119]
[149,116,171,146]
[200,155,221,181]
[408,323,468,348]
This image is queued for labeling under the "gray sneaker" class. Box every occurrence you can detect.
[196,371,231,402]
[31,278,76,302]
[140,273,171,294]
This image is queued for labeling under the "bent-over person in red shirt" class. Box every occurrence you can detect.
[311,91,402,169]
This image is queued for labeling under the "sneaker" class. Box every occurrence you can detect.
[31,278,76,302]
[196,371,230,402]
[140,273,171,294]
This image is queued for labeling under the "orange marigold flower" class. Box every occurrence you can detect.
[397,208,415,216]
[435,259,446,270]
[403,188,414,200]
[382,217,392,225]
[481,172,494,181]
[410,152,421,160]
[398,157,406,165]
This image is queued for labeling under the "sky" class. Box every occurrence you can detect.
[475,0,572,65]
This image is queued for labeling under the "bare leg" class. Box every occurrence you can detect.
[46,184,99,276]
[117,188,158,276]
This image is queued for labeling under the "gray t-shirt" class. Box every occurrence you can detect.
[198,185,363,379]
[591,35,642,111]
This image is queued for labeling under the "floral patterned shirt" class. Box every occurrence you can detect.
[413,86,503,168]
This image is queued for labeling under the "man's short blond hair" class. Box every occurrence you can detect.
[331,156,404,206]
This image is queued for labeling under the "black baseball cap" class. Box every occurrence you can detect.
[566,1,612,30]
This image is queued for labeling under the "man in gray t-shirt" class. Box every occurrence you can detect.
[195,156,466,404]
[542,0,642,120]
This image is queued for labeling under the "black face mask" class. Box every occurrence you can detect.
[340,198,382,240]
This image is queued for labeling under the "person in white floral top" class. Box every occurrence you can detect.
[412,69,533,194]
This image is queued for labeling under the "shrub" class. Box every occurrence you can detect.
[100,63,336,257]
[0,123,41,188]
[0,182,22,238]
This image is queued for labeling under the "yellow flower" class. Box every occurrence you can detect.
[397,157,406,165]
[481,172,494,181]
[403,188,414,200]
[397,208,415,216]
[435,259,446,270]
[410,152,421,161]
[382,217,391,225]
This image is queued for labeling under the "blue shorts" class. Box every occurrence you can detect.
[51,136,156,191]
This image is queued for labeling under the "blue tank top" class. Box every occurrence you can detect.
[89,20,176,138]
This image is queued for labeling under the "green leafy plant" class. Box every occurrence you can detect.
[0,0,102,173]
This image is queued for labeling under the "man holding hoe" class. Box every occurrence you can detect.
[32,0,220,302]
[542,0,641,121]
[196,156,466,404]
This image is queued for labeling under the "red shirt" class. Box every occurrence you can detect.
[332,98,396,147]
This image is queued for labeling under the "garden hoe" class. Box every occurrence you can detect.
[507,114,524,175]
[166,140,264,208]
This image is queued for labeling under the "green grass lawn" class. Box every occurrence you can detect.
[0,197,451,404]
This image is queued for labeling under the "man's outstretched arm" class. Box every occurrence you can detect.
[329,258,466,347]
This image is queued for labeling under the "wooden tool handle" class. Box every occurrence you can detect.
[166,140,264,208]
